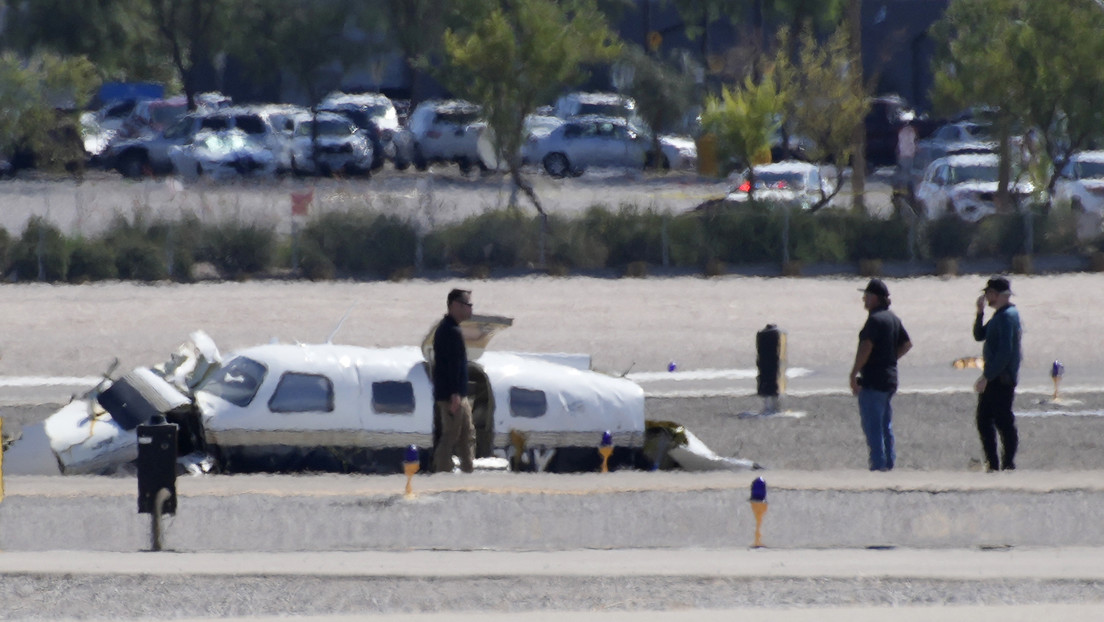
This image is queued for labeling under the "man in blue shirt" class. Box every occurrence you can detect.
[432,288,475,473]
[973,276,1022,472]
[850,279,913,471]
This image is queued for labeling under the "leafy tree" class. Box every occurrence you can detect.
[773,25,866,210]
[618,45,698,170]
[378,0,481,102]
[932,0,1104,209]
[0,52,97,173]
[700,72,782,190]
[0,0,171,83]
[141,0,232,109]
[440,0,621,215]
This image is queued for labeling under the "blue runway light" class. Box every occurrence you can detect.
[750,476,767,502]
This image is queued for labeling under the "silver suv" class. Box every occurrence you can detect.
[105,105,295,178]
[318,91,409,170]
[406,100,489,173]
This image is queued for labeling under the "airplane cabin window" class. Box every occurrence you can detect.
[372,381,415,415]
[509,387,547,418]
[269,372,335,413]
[201,356,266,407]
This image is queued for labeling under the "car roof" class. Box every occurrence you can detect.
[1072,150,1104,163]
[751,161,817,174]
[934,153,999,167]
[321,91,393,107]
[561,91,633,105]
[566,114,630,125]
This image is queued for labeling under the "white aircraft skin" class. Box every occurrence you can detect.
[44,336,647,475]
[195,343,645,474]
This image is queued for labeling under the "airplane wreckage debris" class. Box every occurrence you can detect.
[43,317,761,476]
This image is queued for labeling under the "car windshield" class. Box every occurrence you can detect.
[199,132,250,153]
[438,110,481,126]
[163,116,195,140]
[949,163,999,183]
[1077,161,1104,179]
[576,103,631,117]
[201,356,266,407]
[296,119,353,137]
[150,104,187,126]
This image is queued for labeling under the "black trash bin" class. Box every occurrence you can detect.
[755,324,788,398]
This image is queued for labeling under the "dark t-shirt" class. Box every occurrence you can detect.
[858,307,910,392]
[432,314,468,401]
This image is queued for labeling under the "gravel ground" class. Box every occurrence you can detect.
[2,575,1101,621]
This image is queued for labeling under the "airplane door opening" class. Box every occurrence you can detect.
[468,364,495,458]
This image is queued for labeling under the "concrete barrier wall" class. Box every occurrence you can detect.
[3,486,1103,552]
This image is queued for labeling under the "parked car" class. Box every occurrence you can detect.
[722,161,829,209]
[103,112,206,177]
[407,100,489,173]
[914,153,1034,222]
[288,112,373,177]
[528,115,646,177]
[1054,151,1104,214]
[318,91,407,170]
[82,93,227,160]
[195,106,295,174]
[909,121,996,187]
[104,104,292,178]
[528,115,694,177]
[168,129,278,181]
[553,92,638,122]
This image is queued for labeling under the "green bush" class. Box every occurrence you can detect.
[431,209,539,269]
[114,237,168,281]
[581,205,667,267]
[360,214,417,277]
[68,238,117,282]
[926,215,976,259]
[848,214,911,261]
[972,213,1027,258]
[790,209,849,263]
[697,205,780,264]
[197,221,276,278]
[11,216,68,282]
[303,210,381,276]
[665,213,707,267]
[546,213,609,270]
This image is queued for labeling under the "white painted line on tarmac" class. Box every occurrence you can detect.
[0,376,101,387]
[628,367,813,382]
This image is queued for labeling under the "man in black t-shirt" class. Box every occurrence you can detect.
[849,279,913,471]
[432,288,475,473]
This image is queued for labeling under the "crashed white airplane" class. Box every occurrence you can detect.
[44,315,759,475]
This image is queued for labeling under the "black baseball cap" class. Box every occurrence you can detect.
[983,277,1012,294]
[860,278,890,297]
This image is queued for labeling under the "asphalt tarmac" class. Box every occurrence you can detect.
[3,274,1104,619]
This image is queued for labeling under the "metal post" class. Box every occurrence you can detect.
[0,417,5,503]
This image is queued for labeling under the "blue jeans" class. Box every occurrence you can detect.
[858,388,895,471]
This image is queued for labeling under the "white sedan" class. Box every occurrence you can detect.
[169,129,277,181]
[528,115,696,177]
[1054,151,1104,214]
[724,161,829,210]
[914,153,1033,222]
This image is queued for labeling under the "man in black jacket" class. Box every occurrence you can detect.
[432,288,474,473]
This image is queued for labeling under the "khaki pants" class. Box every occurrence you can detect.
[433,398,474,473]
